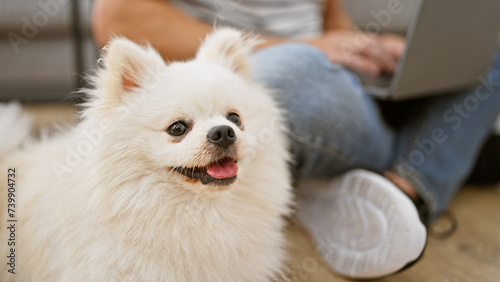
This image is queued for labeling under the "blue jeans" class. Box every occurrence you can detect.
[250,43,500,224]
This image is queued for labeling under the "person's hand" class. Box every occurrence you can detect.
[379,33,406,61]
[306,30,405,77]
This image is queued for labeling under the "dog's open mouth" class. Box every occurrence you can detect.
[174,158,238,186]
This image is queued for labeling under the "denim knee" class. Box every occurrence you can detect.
[251,42,342,89]
[250,43,395,177]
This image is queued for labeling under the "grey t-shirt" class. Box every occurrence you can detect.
[170,0,324,39]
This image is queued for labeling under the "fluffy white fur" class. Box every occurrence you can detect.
[0,28,292,281]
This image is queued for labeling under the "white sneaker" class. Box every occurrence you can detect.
[295,169,427,279]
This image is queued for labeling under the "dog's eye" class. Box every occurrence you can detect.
[227,113,241,127]
[167,121,188,137]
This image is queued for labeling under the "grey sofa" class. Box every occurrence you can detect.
[0,0,97,102]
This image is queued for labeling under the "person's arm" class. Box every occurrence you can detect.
[322,0,357,31]
[92,0,212,61]
[92,0,288,60]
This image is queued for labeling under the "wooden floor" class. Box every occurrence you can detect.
[23,104,500,282]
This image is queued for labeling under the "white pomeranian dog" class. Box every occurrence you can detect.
[0,28,292,282]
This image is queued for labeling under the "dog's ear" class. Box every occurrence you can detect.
[196,28,258,79]
[100,37,164,104]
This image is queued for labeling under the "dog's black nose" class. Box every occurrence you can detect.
[207,125,236,149]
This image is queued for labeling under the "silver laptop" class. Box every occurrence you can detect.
[357,0,500,101]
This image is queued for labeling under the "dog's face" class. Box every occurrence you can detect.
[134,63,252,189]
[87,29,279,192]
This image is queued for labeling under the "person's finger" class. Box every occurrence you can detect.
[359,38,397,73]
[347,32,397,73]
[319,30,392,75]
[341,52,381,77]
[381,33,406,60]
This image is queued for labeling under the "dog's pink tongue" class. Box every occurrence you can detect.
[207,160,238,179]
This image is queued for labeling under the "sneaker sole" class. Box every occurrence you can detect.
[296,169,427,279]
